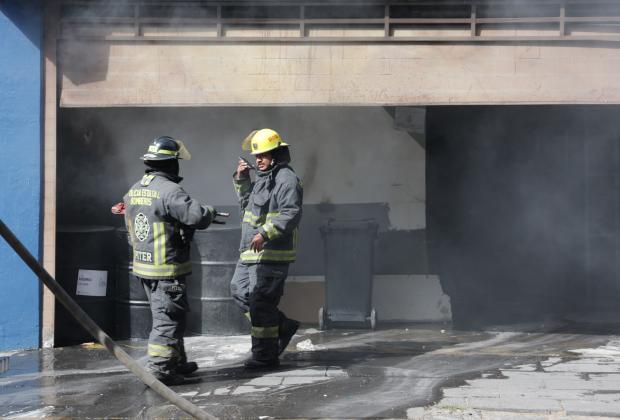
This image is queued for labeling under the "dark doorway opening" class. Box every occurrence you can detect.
[427,106,620,330]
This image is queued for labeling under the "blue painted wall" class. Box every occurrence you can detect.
[0,0,43,350]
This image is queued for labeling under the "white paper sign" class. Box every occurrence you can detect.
[76,269,108,297]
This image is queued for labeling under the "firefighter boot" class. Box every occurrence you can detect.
[278,318,300,355]
[243,358,280,370]
[152,371,188,386]
[177,361,198,375]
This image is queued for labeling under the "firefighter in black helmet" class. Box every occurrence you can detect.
[123,135,219,385]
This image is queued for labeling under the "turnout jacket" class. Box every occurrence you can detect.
[234,163,303,264]
[123,170,215,279]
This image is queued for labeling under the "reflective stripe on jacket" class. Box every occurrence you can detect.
[123,171,215,279]
[233,164,303,263]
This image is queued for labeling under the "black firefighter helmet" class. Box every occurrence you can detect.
[141,136,191,161]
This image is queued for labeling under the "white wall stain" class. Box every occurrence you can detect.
[286,274,451,322]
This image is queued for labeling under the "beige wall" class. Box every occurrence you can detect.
[281,275,451,324]
[60,41,620,107]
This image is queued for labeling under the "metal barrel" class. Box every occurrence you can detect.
[55,225,116,346]
[187,226,248,335]
[114,228,151,339]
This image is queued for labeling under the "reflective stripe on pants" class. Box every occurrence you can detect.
[230,261,288,361]
[141,277,188,376]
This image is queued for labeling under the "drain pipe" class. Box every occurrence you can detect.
[0,219,217,420]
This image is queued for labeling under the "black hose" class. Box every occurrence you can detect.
[0,219,218,420]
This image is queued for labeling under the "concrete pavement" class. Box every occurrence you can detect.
[1,324,620,419]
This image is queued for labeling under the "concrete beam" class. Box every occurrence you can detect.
[59,42,620,107]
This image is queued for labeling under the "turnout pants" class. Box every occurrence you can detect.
[140,277,189,376]
[230,261,290,361]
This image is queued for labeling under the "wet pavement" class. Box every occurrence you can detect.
[2,323,620,419]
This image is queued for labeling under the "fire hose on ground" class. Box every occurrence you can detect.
[0,219,218,420]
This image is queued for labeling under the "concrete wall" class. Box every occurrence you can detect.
[0,1,42,350]
[59,41,620,107]
[57,107,451,324]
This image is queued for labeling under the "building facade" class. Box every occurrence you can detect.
[2,0,620,350]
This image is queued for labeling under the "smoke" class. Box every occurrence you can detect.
[57,108,125,227]
[57,106,425,281]
[427,105,620,330]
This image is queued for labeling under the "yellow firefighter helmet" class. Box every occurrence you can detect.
[241,128,289,155]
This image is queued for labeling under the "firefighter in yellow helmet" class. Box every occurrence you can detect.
[230,128,303,369]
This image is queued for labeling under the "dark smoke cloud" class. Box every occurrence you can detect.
[427,105,620,330]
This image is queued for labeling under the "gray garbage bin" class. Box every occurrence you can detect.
[319,219,378,329]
